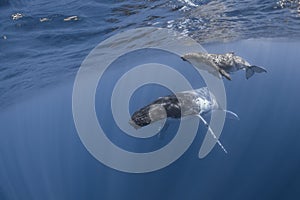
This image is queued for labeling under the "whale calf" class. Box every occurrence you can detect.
[182,52,267,80]
[129,87,238,153]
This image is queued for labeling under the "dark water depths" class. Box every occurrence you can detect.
[1,0,300,199]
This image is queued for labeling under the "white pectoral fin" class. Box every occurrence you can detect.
[211,109,239,120]
[210,69,222,79]
[223,110,240,120]
[197,115,228,154]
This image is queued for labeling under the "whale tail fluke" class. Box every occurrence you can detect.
[246,65,267,79]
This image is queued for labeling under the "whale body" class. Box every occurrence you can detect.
[182,52,267,80]
[129,87,238,153]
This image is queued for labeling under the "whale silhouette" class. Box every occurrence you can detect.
[182,52,267,80]
[129,87,239,153]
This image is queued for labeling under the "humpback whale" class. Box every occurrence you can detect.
[129,87,238,153]
[182,52,267,80]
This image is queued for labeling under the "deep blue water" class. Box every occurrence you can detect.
[1,0,300,200]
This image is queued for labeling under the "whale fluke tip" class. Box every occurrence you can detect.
[246,65,267,79]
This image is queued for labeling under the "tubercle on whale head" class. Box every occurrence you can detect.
[129,106,152,129]
[129,103,168,129]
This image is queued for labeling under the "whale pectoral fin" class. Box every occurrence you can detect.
[208,69,222,79]
[181,56,188,62]
[196,115,228,154]
[219,69,232,80]
[224,110,239,120]
[211,62,231,80]
[211,110,239,120]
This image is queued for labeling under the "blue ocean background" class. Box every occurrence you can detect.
[1,0,300,199]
